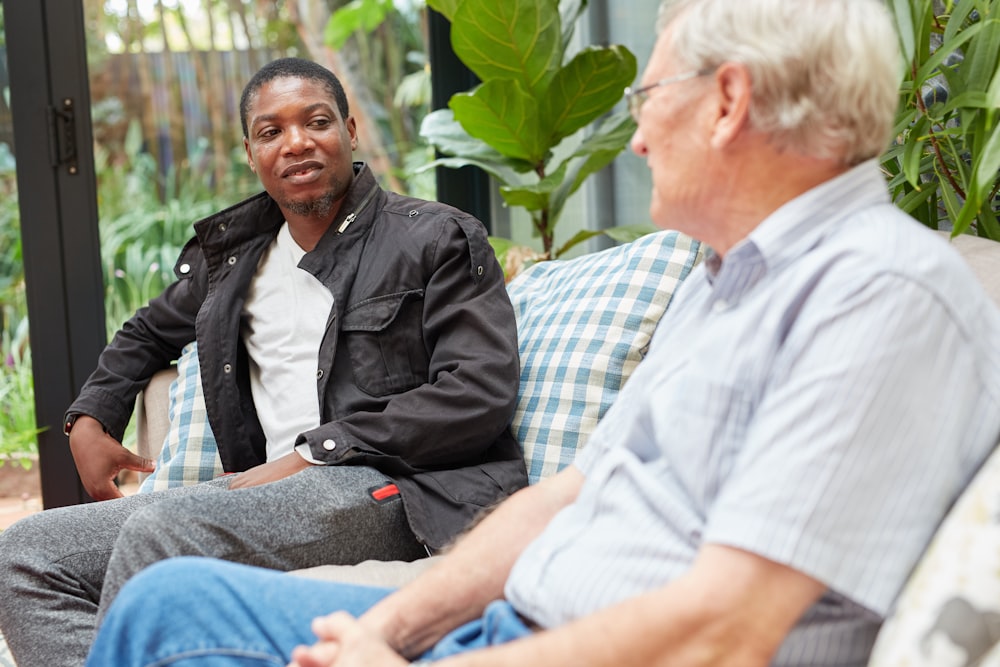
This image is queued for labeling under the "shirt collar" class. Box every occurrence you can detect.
[704,159,890,306]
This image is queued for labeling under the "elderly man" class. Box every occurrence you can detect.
[87,0,1000,665]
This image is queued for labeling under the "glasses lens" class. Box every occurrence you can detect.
[627,91,643,121]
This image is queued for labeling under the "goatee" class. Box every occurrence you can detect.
[282,192,338,219]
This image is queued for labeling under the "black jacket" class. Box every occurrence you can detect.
[68,163,527,550]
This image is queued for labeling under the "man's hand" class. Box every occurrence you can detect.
[289,612,408,667]
[68,415,156,501]
[228,451,314,490]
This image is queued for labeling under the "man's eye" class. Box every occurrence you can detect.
[309,118,331,128]
[258,128,279,139]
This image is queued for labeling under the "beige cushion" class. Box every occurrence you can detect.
[947,233,1000,307]
[135,367,177,465]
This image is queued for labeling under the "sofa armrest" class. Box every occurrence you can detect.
[135,368,178,465]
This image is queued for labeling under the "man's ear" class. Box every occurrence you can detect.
[346,116,359,151]
[243,137,256,174]
[710,62,752,149]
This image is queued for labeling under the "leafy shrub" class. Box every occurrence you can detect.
[884,0,1000,239]
[98,123,259,334]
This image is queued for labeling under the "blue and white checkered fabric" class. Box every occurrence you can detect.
[507,231,702,484]
[138,342,224,492]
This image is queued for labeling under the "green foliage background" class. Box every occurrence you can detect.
[884,0,1000,239]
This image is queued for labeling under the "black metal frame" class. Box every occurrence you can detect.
[3,0,105,508]
[427,8,492,230]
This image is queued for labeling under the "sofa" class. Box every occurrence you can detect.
[18,229,1000,666]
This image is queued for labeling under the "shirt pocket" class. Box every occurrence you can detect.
[341,289,428,396]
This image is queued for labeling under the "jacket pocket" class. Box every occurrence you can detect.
[341,289,428,396]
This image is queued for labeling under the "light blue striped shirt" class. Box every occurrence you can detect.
[504,160,1000,666]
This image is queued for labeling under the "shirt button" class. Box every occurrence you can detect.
[712,300,729,313]
[223,363,232,373]
[316,369,324,379]
[218,223,227,232]
[322,439,336,451]
[227,256,237,265]
[179,263,191,274]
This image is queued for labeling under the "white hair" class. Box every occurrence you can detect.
[657,0,902,165]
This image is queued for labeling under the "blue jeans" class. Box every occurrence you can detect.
[86,557,534,666]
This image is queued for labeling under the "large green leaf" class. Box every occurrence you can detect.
[450,80,547,162]
[426,0,460,22]
[420,109,512,162]
[416,156,526,188]
[451,0,562,97]
[542,45,637,143]
[499,184,553,212]
[549,111,636,227]
[499,162,567,212]
[551,223,658,258]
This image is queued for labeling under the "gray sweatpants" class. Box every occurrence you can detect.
[0,465,426,667]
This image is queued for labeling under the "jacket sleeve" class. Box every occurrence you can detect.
[297,216,520,469]
[65,243,206,442]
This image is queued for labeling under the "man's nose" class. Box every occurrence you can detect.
[630,127,648,156]
[283,126,314,153]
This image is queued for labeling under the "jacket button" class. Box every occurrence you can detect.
[477,265,484,276]
[316,369,324,379]
[218,223,227,232]
[179,263,191,274]
[322,439,336,451]
[223,363,232,373]
[227,256,237,265]
[408,210,418,217]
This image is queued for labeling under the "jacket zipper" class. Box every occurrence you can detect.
[337,184,380,234]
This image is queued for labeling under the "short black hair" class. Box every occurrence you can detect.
[239,57,350,138]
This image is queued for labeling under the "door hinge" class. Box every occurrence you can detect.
[47,97,78,175]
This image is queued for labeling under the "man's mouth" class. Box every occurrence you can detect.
[281,161,323,179]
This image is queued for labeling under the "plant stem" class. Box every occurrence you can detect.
[912,61,967,201]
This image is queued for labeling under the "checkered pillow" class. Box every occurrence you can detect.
[507,230,702,484]
[138,342,224,492]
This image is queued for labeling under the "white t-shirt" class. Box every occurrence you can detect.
[241,222,333,460]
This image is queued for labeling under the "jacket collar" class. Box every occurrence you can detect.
[192,161,380,257]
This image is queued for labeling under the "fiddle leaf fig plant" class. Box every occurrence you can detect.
[419,0,645,260]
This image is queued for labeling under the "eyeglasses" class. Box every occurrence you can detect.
[624,68,715,122]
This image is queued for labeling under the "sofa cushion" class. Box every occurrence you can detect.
[948,233,1000,307]
[140,231,702,489]
[866,441,1000,667]
[138,342,224,492]
[506,230,702,484]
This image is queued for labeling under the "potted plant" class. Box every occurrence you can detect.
[418,0,649,267]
